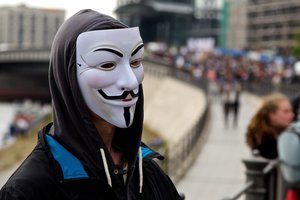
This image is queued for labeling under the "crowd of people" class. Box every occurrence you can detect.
[145,43,300,127]
[145,43,298,86]
[146,43,300,199]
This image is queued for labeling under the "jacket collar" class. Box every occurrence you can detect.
[40,124,163,181]
[45,134,89,180]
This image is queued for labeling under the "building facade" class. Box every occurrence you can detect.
[192,0,220,45]
[247,0,300,50]
[0,4,65,50]
[226,0,247,50]
[116,0,195,46]
[115,0,221,47]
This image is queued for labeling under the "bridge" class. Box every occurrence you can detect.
[0,49,51,102]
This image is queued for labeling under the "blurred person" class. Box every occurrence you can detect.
[231,82,242,126]
[290,92,300,121]
[221,78,242,127]
[278,120,300,200]
[246,92,294,159]
[0,9,182,200]
[208,80,220,102]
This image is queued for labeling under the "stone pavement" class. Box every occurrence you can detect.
[176,93,262,200]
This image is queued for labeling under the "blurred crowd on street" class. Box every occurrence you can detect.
[145,42,300,199]
[145,42,299,87]
[145,42,300,128]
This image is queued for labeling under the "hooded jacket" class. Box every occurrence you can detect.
[0,9,182,200]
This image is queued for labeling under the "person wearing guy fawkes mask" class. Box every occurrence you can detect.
[0,10,182,200]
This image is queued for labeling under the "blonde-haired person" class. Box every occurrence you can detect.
[246,92,294,159]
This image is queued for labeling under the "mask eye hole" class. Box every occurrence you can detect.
[130,59,142,68]
[98,62,116,71]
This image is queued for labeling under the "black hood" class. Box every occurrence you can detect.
[48,9,144,179]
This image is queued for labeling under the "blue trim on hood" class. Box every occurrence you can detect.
[46,134,89,179]
[139,146,153,158]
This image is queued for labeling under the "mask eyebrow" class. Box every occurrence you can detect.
[93,48,123,57]
[131,43,144,56]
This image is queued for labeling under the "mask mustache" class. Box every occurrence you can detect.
[98,90,138,100]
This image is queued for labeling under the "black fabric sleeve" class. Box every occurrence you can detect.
[143,160,182,200]
[0,186,27,200]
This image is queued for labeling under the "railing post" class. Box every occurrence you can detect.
[243,157,269,200]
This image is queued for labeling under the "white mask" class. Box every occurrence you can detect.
[76,27,144,128]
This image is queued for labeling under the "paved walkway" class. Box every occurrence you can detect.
[176,93,262,200]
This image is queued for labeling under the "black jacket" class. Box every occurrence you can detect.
[0,9,181,200]
[0,124,181,200]
[253,134,278,159]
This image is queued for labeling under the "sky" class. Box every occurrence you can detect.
[0,1,225,19]
[0,0,118,19]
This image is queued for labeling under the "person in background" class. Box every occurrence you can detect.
[278,121,300,200]
[221,79,242,127]
[246,92,294,159]
[0,9,182,200]
[290,92,300,121]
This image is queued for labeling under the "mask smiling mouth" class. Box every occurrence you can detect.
[98,90,138,101]
[123,93,134,102]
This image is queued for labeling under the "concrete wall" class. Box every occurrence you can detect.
[142,61,209,182]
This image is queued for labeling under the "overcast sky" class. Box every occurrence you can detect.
[0,0,226,21]
[0,0,118,19]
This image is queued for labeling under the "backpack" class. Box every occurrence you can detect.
[278,121,300,184]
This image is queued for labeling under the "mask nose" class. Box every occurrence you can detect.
[117,64,139,91]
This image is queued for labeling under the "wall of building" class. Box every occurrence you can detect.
[226,0,247,50]
[0,5,65,50]
[116,0,221,46]
[247,0,300,50]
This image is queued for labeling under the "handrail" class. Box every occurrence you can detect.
[222,181,255,200]
[143,59,209,182]
[222,158,280,200]
[263,159,279,175]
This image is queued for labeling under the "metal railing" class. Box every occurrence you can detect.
[243,80,300,99]
[144,59,209,182]
[222,158,280,200]
[0,49,50,63]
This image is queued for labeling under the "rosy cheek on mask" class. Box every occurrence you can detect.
[80,69,116,89]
